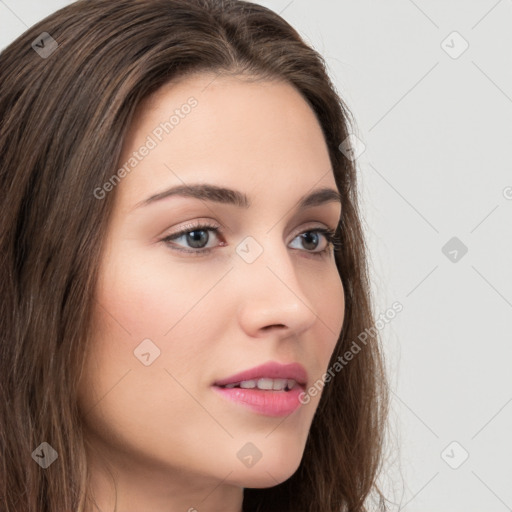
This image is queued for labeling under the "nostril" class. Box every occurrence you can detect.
[263,324,286,330]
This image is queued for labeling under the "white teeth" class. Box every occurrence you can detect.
[272,378,288,391]
[256,378,274,390]
[223,378,298,390]
[239,380,257,389]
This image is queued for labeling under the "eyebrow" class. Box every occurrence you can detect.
[135,183,342,211]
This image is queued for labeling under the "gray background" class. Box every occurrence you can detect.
[1,1,511,510]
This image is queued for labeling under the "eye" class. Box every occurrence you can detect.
[161,221,222,255]
[161,222,341,258]
[293,228,338,256]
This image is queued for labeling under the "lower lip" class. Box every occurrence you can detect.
[212,385,304,417]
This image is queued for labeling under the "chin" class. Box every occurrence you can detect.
[231,456,303,489]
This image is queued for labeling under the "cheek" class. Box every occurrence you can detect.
[329,269,345,333]
[93,245,213,340]
[312,263,345,344]
[86,244,235,393]
[77,253,221,464]
[314,267,345,384]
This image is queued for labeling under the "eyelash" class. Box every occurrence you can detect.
[161,222,342,258]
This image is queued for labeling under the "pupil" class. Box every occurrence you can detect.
[301,232,319,251]
[187,230,208,249]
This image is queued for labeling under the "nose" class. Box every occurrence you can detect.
[234,236,319,339]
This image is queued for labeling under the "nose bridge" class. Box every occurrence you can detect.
[234,232,317,332]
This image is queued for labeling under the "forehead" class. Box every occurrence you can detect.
[116,73,336,209]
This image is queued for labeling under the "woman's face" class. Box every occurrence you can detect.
[78,72,344,508]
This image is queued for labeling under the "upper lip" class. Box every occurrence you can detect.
[213,361,308,387]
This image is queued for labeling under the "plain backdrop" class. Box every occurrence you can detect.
[1,1,511,511]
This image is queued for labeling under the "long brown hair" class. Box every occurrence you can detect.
[0,1,390,510]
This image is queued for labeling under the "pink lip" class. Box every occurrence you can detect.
[213,361,308,387]
[211,361,308,417]
[212,385,305,417]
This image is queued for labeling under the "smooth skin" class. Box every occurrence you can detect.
[77,72,345,512]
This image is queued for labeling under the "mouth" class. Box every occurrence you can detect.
[212,361,308,390]
[211,361,308,417]
[215,378,302,392]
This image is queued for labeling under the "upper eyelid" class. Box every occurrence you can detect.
[165,221,337,240]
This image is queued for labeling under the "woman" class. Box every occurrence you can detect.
[0,0,389,510]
